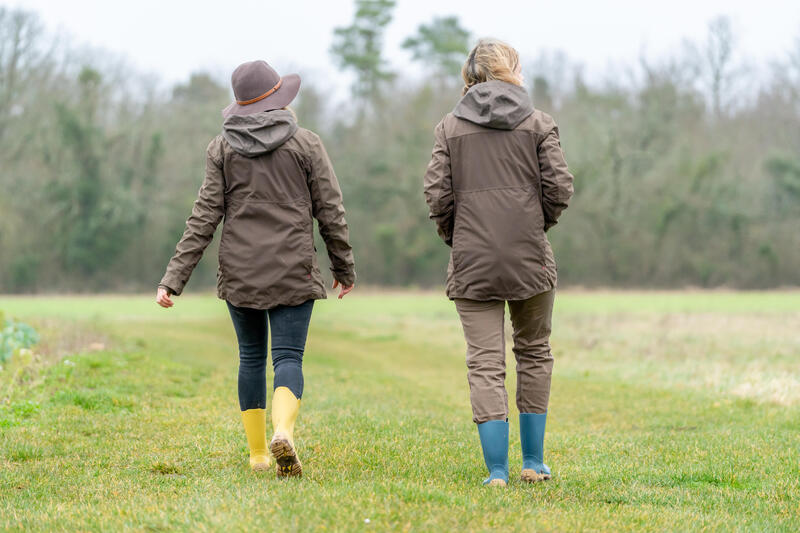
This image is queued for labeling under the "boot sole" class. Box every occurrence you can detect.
[270,436,302,478]
[521,469,551,483]
[251,461,271,473]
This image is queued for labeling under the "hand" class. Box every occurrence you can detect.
[332,279,354,299]
[156,287,174,308]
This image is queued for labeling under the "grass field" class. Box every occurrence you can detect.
[1,291,799,531]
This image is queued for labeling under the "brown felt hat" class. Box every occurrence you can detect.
[222,60,301,118]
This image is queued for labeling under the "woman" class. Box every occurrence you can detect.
[424,39,574,487]
[156,60,356,477]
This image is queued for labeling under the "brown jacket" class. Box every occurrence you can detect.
[424,81,574,301]
[160,109,355,309]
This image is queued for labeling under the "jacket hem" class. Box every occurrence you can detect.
[217,287,327,310]
[446,280,557,302]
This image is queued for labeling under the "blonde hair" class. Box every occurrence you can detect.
[461,38,521,95]
[282,106,297,121]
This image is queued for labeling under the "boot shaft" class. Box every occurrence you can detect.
[519,412,548,471]
[241,408,270,469]
[477,420,509,484]
[272,386,301,442]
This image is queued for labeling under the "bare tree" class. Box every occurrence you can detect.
[704,16,738,117]
[0,8,54,142]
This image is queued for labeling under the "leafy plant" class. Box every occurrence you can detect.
[0,311,40,364]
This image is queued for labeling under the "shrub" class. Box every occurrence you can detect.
[0,312,40,365]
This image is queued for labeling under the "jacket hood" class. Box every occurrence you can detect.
[452,81,534,130]
[222,109,298,157]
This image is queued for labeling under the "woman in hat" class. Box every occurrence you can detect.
[157,60,356,477]
[423,39,574,487]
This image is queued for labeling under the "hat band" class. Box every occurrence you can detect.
[236,79,283,105]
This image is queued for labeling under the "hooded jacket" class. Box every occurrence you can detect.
[160,109,355,309]
[424,81,574,301]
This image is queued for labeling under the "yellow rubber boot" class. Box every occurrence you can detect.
[240,408,271,472]
[270,386,302,477]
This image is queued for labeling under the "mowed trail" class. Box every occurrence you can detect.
[1,292,798,531]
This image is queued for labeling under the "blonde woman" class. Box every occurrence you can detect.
[157,60,355,477]
[424,39,574,486]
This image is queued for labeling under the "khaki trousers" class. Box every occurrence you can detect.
[454,290,555,424]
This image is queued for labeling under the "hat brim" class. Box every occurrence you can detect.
[221,73,301,118]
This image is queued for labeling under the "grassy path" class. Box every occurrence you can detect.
[1,292,799,531]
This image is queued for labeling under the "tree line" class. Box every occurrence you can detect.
[0,2,798,293]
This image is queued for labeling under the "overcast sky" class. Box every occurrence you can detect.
[9,0,800,95]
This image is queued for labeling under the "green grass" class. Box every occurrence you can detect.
[1,291,799,531]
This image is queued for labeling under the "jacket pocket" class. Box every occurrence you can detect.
[299,207,317,276]
[218,224,230,274]
[450,200,467,273]
[302,230,315,273]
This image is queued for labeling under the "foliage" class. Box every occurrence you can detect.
[330,0,396,100]
[402,16,472,80]
[0,311,39,364]
[0,7,799,292]
[45,67,160,276]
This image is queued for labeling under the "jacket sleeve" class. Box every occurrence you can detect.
[159,138,226,295]
[538,125,574,231]
[307,134,356,286]
[423,119,454,246]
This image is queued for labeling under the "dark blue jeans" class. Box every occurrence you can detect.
[226,299,314,411]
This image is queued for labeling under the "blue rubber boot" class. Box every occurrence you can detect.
[520,412,551,482]
[477,420,509,486]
